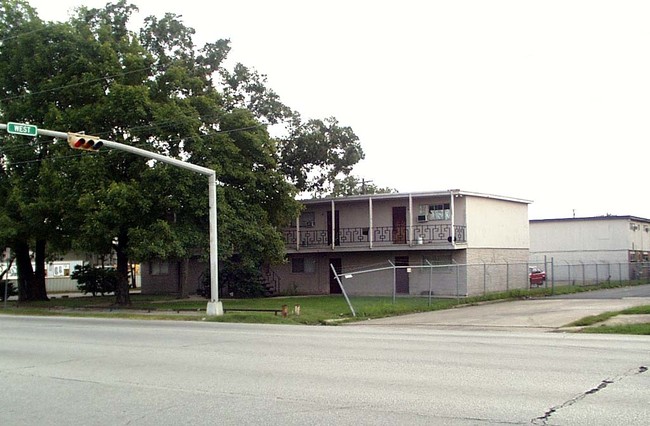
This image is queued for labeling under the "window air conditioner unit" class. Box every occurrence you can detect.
[417,215,427,222]
[304,221,315,227]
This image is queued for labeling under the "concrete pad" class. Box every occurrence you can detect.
[356,297,650,332]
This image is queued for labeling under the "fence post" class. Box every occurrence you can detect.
[388,260,396,304]
[551,257,555,294]
[425,260,433,307]
[456,263,460,302]
[483,262,487,295]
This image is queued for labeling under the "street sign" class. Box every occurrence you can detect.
[7,122,38,137]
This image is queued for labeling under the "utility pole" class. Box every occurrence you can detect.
[361,178,373,195]
[0,123,223,316]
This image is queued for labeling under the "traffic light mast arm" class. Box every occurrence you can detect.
[0,124,215,176]
[86,140,223,314]
[0,123,222,316]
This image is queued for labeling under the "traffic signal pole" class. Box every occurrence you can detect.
[0,123,223,316]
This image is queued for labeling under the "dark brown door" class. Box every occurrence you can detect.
[395,256,410,294]
[327,210,340,246]
[329,258,342,294]
[392,207,407,244]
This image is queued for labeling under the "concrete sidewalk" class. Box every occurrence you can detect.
[354,296,650,332]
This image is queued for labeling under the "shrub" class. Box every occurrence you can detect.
[0,280,17,301]
[71,265,118,296]
[198,263,268,299]
[222,262,268,299]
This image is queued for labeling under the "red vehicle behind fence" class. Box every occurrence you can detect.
[529,267,546,287]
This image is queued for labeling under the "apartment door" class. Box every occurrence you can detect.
[327,210,340,246]
[329,258,342,294]
[395,256,410,294]
[392,206,407,244]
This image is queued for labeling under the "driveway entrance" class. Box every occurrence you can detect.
[355,285,650,332]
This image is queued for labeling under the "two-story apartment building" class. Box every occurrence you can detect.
[274,189,531,297]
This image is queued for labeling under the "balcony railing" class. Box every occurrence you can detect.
[283,224,466,249]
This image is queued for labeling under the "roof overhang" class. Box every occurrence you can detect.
[299,189,532,205]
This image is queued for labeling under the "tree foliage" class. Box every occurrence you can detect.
[0,0,366,303]
[279,117,364,195]
[329,175,396,197]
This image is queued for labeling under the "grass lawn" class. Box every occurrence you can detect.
[0,294,463,325]
[568,304,650,335]
[1,281,649,332]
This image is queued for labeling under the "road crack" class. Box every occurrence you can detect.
[532,366,647,425]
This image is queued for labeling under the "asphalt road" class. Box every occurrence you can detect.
[359,285,650,331]
[1,316,649,425]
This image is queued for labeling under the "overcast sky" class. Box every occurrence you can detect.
[26,0,650,220]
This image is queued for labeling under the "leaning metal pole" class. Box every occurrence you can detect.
[329,263,356,317]
[0,124,223,316]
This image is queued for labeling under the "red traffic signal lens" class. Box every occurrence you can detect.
[67,133,102,151]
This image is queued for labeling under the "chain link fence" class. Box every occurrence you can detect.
[331,260,650,303]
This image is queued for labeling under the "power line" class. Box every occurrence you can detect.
[0,121,272,167]
[1,151,100,166]
[0,67,152,102]
[0,25,50,44]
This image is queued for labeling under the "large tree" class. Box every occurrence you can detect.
[220,64,366,196]
[330,175,396,197]
[0,0,362,304]
[0,0,72,301]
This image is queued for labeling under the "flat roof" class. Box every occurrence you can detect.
[300,189,532,205]
[531,215,650,224]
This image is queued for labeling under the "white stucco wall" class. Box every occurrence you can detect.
[529,217,649,264]
[464,196,530,249]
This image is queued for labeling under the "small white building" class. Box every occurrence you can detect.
[530,216,650,283]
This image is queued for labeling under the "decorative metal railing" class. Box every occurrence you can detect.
[262,264,281,295]
[283,224,467,248]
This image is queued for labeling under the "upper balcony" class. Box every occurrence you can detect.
[282,190,475,252]
[282,189,531,253]
[283,223,467,252]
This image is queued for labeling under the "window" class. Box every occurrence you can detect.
[299,212,315,228]
[419,203,451,221]
[292,258,304,273]
[292,257,315,273]
[434,203,451,220]
[149,260,169,275]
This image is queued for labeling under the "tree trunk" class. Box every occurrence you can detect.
[114,229,131,306]
[177,258,189,298]
[31,239,49,301]
[14,241,34,302]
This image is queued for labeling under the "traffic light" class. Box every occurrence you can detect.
[67,132,103,151]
